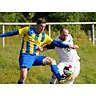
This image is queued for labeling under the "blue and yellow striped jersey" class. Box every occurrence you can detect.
[19,26,53,55]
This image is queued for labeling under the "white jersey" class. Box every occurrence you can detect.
[55,34,80,62]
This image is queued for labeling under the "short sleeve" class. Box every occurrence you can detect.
[40,34,53,47]
[19,27,29,35]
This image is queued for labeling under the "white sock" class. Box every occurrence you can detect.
[49,78,57,84]
[66,79,74,84]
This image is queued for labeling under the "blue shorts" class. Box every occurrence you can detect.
[19,53,46,70]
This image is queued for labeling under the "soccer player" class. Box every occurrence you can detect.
[0,18,78,84]
[45,28,80,84]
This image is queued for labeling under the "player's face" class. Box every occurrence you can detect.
[37,23,46,34]
[60,29,68,41]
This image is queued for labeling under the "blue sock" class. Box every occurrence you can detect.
[17,80,24,84]
[51,64,61,79]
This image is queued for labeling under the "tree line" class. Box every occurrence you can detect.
[0,12,96,33]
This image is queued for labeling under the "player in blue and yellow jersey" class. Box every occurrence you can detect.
[0,18,76,84]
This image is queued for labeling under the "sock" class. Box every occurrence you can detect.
[66,79,74,84]
[49,78,57,84]
[51,64,61,79]
[17,80,24,84]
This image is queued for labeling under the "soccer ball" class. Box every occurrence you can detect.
[63,64,73,76]
[58,64,73,84]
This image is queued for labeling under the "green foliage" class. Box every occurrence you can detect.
[0,12,96,33]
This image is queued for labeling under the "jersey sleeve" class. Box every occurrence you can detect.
[45,34,53,44]
[40,34,53,47]
[19,27,29,35]
[44,43,55,49]
[0,30,19,37]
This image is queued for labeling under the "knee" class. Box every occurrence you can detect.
[43,57,56,65]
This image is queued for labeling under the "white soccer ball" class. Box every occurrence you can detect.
[63,65,73,76]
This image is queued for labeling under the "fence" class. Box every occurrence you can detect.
[0,22,96,47]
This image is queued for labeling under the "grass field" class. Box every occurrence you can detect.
[0,32,96,84]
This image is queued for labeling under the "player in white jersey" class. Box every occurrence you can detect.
[47,28,80,84]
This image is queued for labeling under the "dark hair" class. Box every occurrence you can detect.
[60,27,68,34]
[36,18,46,24]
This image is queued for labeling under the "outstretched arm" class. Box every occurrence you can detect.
[0,30,19,37]
[45,40,79,49]
[37,40,79,52]
[43,40,69,50]
[51,40,70,48]
[44,43,55,49]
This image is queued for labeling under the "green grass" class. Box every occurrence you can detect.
[0,32,96,84]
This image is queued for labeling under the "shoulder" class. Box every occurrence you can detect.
[68,34,73,40]
[19,26,30,35]
[68,34,73,38]
[55,36,61,41]
[28,27,36,35]
[20,26,29,30]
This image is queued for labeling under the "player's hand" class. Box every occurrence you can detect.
[36,46,43,52]
[69,44,79,49]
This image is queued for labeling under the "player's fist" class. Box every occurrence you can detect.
[36,46,43,52]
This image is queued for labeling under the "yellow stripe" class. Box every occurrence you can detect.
[19,27,29,35]
[30,42,34,54]
[40,35,53,47]
[29,34,40,54]
[22,40,26,53]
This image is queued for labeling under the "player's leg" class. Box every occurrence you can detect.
[33,56,66,80]
[18,53,35,84]
[65,61,80,84]
[32,55,58,83]
[33,56,64,80]
[18,68,28,84]
[49,62,65,84]
[49,74,57,84]
[43,57,64,80]
[65,78,74,84]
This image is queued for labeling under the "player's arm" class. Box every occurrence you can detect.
[43,40,70,50]
[67,35,79,49]
[41,34,70,49]
[0,27,29,37]
[51,40,70,48]
[45,40,79,49]
[44,43,55,49]
[0,30,19,37]
[41,34,77,50]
